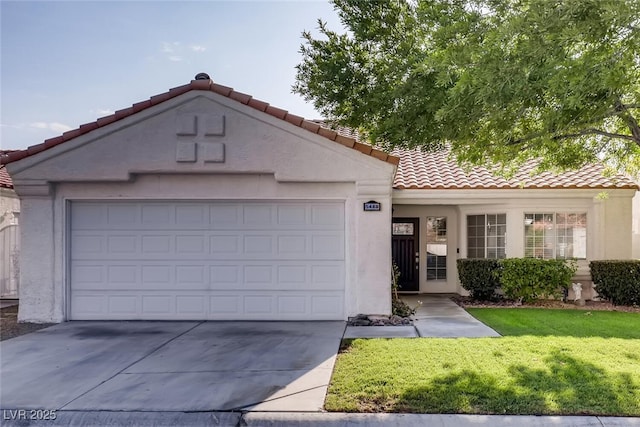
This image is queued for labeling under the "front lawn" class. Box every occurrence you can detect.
[466,308,640,338]
[326,309,640,415]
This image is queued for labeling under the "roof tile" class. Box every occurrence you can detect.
[211,82,232,96]
[392,148,639,190]
[247,98,269,112]
[284,113,304,127]
[317,127,337,141]
[354,142,372,154]
[0,151,15,188]
[265,105,288,120]
[0,78,398,167]
[229,90,252,105]
[301,120,321,134]
[336,134,356,148]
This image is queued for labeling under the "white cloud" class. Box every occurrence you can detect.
[93,108,114,116]
[49,122,73,133]
[29,122,73,133]
[159,41,205,62]
[162,41,180,53]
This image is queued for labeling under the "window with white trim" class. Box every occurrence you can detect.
[467,214,507,259]
[524,213,587,259]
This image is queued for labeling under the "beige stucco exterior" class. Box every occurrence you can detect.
[633,190,640,259]
[7,91,396,323]
[393,188,637,298]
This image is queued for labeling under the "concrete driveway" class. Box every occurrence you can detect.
[0,321,344,413]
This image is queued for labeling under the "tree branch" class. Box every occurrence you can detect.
[551,128,637,142]
[615,99,640,146]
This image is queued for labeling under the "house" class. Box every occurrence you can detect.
[389,148,637,299]
[2,75,637,323]
[634,189,640,259]
[0,160,20,299]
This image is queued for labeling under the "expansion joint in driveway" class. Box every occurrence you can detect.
[58,321,206,410]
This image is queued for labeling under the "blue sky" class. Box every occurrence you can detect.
[1,1,341,150]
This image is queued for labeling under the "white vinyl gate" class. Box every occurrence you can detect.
[0,223,19,299]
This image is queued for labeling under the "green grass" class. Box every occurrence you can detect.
[466,308,640,338]
[326,309,640,415]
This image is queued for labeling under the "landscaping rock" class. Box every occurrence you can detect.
[347,313,413,326]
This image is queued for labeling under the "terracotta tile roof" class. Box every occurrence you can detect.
[0,78,399,167]
[392,148,639,190]
[312,123,638,190]
[0,151,14,188]
[0,167,12,189]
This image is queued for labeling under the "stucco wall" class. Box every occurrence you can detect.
[7,91,395,322]
[393,188,637,297]
[633,190,640,259]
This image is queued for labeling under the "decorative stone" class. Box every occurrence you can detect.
[572,283,583,301]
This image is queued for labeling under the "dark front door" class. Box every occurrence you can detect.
[392,218,419,292]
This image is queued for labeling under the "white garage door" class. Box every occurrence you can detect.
[69,201,345,320]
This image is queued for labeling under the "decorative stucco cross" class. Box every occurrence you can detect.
[175,113,225,163]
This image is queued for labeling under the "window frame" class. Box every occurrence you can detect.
[466,213,507,259]
[524,212,587,260]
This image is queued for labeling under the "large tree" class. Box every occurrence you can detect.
[294,0,640,176]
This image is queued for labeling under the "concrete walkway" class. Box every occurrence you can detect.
[344,295,500,339]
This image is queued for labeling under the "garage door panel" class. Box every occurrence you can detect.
[73,261,344,292]
[70,201,345,320]
[70,290,344,320]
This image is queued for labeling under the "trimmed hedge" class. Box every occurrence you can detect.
[457,258,577,302]
[457,259,501,300]
[500,258,577,303]
[590,260,640,306]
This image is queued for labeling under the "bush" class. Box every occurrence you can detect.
[499,258,577,303]
[590,260,640,306]
[457,259,501,300]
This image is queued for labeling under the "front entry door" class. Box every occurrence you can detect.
[392,218,419,292]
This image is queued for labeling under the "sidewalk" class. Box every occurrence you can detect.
[4,410,637,426]
[344,295,500,339]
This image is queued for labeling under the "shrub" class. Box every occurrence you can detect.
[499,258,577,303]
[590,260,640,306]
[391,261,417,317]
[457,259,501,300]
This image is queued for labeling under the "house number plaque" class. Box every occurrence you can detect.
[363,201,381,211]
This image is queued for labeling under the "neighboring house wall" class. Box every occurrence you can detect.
[0,187,20,298]
[633,190,640,259]
[393,188,636,299]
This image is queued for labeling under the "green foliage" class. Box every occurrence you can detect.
[392,298,416,318]
[500,258,578,303]
[468,308,640,338]
[391,261,416,317]
[327,336,640,415]
[456,259,501,301]
[590,260,640,306]
[295,0,640,176]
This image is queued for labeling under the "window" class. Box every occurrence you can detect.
[467,214,507,259]
[426,217,447,280]
[524,213,587,259]
[392,222,414,236]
